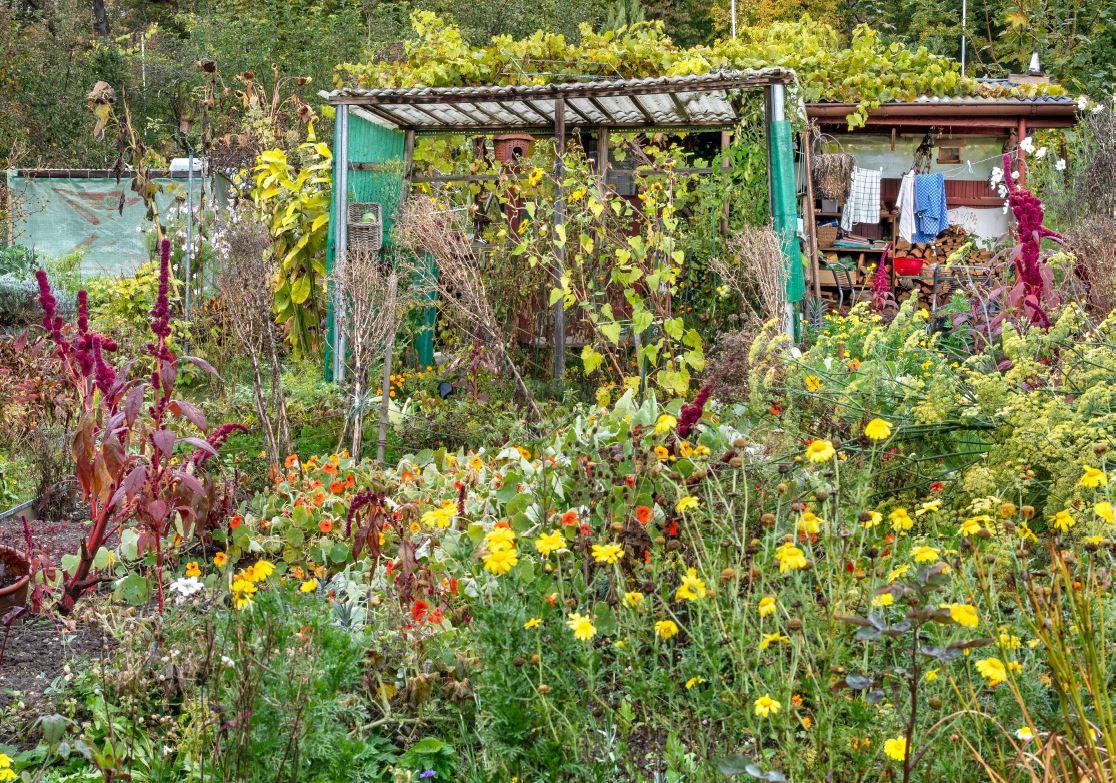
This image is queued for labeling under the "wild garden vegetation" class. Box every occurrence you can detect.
[1,4,1116,783]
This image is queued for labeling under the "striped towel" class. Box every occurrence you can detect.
[840,167,881,231]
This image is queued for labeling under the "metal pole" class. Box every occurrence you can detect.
[769,83,795,340]
[334,104,350,383]
[960,0,967,76]
[185,152,193,329]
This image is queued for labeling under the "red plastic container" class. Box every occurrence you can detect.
[893,256,923,276]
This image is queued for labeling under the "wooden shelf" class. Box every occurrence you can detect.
[820,245,889,254]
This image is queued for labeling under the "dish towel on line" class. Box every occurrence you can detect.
[912,172,949,243]
[840,167,881,231]
[896,170,916,243]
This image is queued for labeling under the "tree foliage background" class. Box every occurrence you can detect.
[0,0,1113,167]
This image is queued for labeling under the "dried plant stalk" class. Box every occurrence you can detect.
[395,195,541,418]
[709,223,787,331]
[214,208,291,467]
[331,247,423,460]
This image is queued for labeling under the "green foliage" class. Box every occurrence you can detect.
[340,12,1064,129]
[250,136,332,358]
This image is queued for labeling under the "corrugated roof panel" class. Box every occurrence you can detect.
[600,95,643,124]
[567,97,609,124]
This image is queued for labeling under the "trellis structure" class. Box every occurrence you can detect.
[322,68,803,382]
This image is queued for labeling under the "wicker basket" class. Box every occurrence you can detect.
[348,202,383,254]
[816,224,839,248]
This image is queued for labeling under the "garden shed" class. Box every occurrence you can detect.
[801,87,1079,306]
[322,68,803,381]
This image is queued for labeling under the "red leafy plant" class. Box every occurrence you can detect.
[37,239,244,613]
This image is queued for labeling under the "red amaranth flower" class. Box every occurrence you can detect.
[677,383,711,439]
[189,423,250,466]
[345,490,381,538]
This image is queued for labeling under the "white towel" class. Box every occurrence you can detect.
[896,170,916,243]
[841,166,881,231]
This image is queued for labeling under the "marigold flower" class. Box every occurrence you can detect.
[185,561,201,578]
[300,579,318,593]
[883,736,907,761]
[864,418,892,441]
[889,508,914,532]
[654,619,679,639]
[775,542,808,573]
[567,612,597,641]
[421,500,457,529]
[534,530,566,557]
[862,511,882,528]
[483,547,518,575]
[797,510,823,535]
[1051,510,1076,532]
[804,439,835,463]
[230,577,257,610]
[753,694,781,717]
[485,526,516,551]
[675,567,708,601]
[803,375,822,392]
[636,505,653,525]
[872,592,894,607]
[1095,502,1115,523]
[0,753,16,782]
[524,617,541,629]
[591,543,624,565]
[1080,466,1108,488]
[975,657,1008,686]
[911,545,939,563]
[757,596,776,617]
[685,676,705,689]
[675,495,700,513]
[916,499,942,516]
[247,559,275,582]
[214,552,228,567]
[561,510,580,526]
[759,632,790,650]
[654,413,678,435]
[942,602,979,628]
[623,591,644,607]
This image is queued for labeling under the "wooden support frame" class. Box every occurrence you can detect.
[552,97,567,381]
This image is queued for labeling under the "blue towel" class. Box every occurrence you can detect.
[912,173,948,243]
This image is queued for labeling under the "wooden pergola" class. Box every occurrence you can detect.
[323,68,803,381]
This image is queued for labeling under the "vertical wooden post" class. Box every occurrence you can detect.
[552,97,567,381]
[800,128,822,300]
[1016,118,1028,186]
[720,129,731,236]
[376,273,398,463]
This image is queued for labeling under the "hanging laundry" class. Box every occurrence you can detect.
[895,169,916,243]
[840,166,881,231]
[912,172,949,243]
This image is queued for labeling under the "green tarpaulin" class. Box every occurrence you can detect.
[6,173,206,276]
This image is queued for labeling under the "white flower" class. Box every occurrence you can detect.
[1093,104,1104,114]
[169,576,204,601]
[1055,158,1067,171]
[1011,170,1021,180]
[997,185,1008,198]
[1035,147,1048,159]
[1019,136,1035,154]
[1003,204,1010,214]
[989,166,1004,185]
[1015,727,1035,741]
[1078,95,1091,111]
